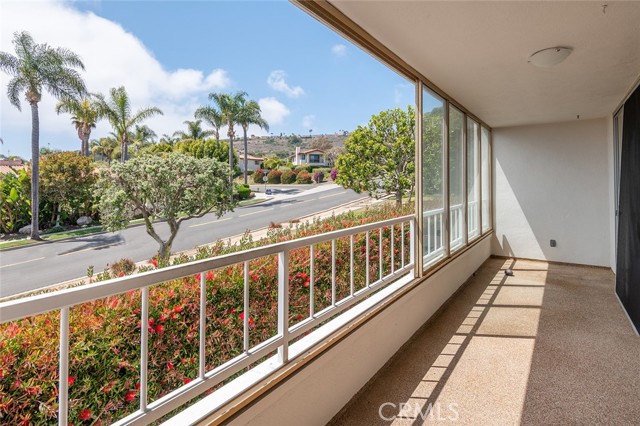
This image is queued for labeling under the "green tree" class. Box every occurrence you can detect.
[208,91,247,187]
[173,119,214,142]
[263,155,282,170]
[175,138,236,166]
[0,168,31,233]
[194,105,223,142]
[40,151,96,226]
[336,106,415,206]
[95,153,235,259]
[0,31,87,239]
[237,97,269,184]
[55,97,99,156]
[90,137,118,164]
[95,86,163,162]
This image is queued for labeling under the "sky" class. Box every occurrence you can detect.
[0,0,414,160]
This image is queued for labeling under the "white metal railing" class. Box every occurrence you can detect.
[468,199,479,239]
[0,215,415,426]
[423,203,466,262]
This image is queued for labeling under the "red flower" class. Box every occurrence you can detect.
[118,271,125,277]
[194,273,201,281]
[249,318,255,326]
[239,312,245,321]
[159,313,168,322]
[79,409,92,420]
[183,378,192,385]
[148,318,155,326]
[206,271,214,281]
[173,305,183,313]
[303,280,310,288]
[68,376,75,387]
[149,259,158,267]
[136,383,141,390]
[125,391,136,402]
[167,362,174,370]
[155,324,165,333]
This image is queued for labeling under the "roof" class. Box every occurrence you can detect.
[0,160,28,175]
[297,149,325,155]
[238,153,263,161]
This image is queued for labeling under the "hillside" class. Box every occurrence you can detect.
[238,133,349,159]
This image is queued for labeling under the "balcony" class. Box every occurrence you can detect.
[330,258,640,425]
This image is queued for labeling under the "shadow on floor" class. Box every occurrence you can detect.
[330,257,640,425]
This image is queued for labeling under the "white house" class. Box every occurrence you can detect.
[291,147,327,166]
[238,153,263,172]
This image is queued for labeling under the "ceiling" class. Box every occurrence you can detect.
[330,1,640,128]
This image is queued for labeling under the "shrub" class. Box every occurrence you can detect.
[253,169,265,184]
[267,170,282,184]
[277,166,292,173]
[313,171,325,184]
[281,170,297,184]
[296,172,312,184]
[237,186,251,200]
[0,203,413,425]
[110,258,136,277]
[294,165,312,174]
[330,169,338,180]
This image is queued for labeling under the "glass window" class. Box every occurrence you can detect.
[422,90,445,265]
[449,106,464,251]
[481,126,491,232]
[467,119,480,240]
[301,154,306,160]
[309,154,320,163]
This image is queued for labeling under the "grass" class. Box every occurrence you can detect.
[238,198,266,207]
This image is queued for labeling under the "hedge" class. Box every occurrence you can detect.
[0,203,412,425]
[281,170,296,184]
[237,186,251,200]
[252,169,265,184]
[296,172,313,184]
[266,170,282,184]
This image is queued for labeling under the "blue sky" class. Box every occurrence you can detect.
[0,0,414,159]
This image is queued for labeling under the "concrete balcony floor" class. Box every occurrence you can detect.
[331,258,640,425]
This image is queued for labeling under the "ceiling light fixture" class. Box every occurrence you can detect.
[528,47,573,67]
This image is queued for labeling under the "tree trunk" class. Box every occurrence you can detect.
[30,102,41,240]
[243,127,249,184]
[83,128,91,156]
[158,242,171,261]
[55,204,61,227]
[229,135,234,189]
[121,140,128,162]
[395,190,403,207]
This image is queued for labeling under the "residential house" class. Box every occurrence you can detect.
[0,159,28,175]
[291,146,327,166]
[237,153,263,172]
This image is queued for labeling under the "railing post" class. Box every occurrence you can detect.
[199,273,206,379]
[243,261,250,353]
[410,218,416,268]
[331,239,336,306]
[365,231,370,288]
[309,245,315,317]
[58,307,69,426]
[140,286,149,411]
[277,251,289,364]
[350,235,355,295]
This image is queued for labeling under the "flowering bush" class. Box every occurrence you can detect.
[312,171,324,184]
[281,170,296,184]
[266,170,282,184]
[0,203,413,425]
[252,169,265,184]
[330,168,338,181]
[296,172,312,184]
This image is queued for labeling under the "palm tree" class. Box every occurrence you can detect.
[173,119,214,142]
[90,137,118,164]
[130,124,157,154]
[0,31,86,240]
[194,105,223,143]
[55,97,99,156]
[209,91,247,187]
[159,133,179,146]
[237,98,269,184]
[95,86,163,162]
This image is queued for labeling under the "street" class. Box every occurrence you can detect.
[0,185,365,298]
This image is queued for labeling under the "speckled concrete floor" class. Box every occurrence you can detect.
[330,258,640,426]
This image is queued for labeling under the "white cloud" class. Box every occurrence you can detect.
[258,97,290,126]
[393,83,413,105]
[267,70,304,98]
[331,44,347,57]
[0,0,231,155]
[302,114,315,129]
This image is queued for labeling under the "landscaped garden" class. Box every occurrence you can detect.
[0,202,412,425]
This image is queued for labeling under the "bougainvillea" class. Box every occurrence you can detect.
[0,203,413,425]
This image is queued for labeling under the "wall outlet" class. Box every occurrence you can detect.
[550,239,557,247]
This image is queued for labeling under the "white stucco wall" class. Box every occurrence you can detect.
[492,118,611,267]
[225,237,491,426]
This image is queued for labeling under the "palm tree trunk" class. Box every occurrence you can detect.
[30,102,41,240]
[121,140,128,162]
[229,136,234,189]
[243,128,249,184]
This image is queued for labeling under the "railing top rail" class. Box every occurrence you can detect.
[0,214,414,323]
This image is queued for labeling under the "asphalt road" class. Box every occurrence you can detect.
[0,185,364,298]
